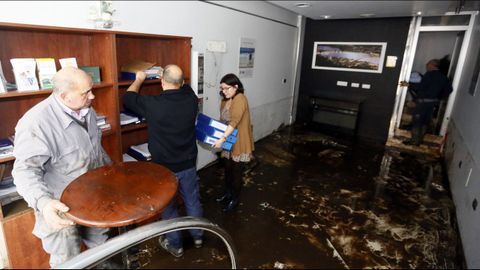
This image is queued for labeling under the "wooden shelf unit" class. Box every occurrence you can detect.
[0,22,191,268]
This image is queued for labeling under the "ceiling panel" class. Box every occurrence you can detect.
[268,1,480,20]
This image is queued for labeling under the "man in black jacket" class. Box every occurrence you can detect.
[123,65,203,258]
[401,59,453,146]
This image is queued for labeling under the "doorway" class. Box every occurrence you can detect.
[399,31,464,136]
[388,12,477,152]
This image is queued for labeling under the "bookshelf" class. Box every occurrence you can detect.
[0,22,191,268]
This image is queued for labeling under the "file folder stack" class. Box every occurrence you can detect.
[195,113,238,151]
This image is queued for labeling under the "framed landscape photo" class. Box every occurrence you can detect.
[311,42,387,73]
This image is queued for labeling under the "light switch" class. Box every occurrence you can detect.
[386,56,398,68]
[337,81,348,87]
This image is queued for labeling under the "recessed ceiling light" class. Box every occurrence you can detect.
[322,15,331,19]
[416,11,422,15]
[360,13,375,18]
[295,3,311,8]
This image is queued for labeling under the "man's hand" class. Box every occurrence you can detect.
[42,199,74,231]
[136,71,147,82]
[127,71,147,93]
[399,81,409,87]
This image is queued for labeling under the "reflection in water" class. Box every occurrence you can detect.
[144,125,463,269]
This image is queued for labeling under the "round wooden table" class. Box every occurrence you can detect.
[60,161,178,228]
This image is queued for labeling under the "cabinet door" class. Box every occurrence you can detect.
[2,210,49,269]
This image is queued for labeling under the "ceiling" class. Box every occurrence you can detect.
[268,1,480,20]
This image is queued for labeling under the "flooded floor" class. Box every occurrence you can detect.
[135,124,464,269]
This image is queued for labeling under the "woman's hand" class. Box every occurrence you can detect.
[212,137,226,149]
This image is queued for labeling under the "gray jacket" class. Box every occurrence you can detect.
[12,94,112,214]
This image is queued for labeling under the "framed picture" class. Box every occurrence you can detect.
[311,42,387,73]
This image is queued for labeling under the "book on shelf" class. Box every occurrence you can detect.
[0,60,7,93]
[0,177,21,206]
[145,66,163,79]
[98,123,111,131]
[0,138,13,149]
[35,58,57,89]
[59,57,78,69]
[0,138,13,159]
[79,66,101,83]
[96,114,107,126]
[120,111,144,126]
[95,115,111,131]
[127,143,151,161]
[10,58,40,91]
[122,153,138,162]
[120,112,139,126]
[120,60,155,80]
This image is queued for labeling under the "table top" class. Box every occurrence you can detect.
[60,161,177,228]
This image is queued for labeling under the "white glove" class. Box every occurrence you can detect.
[42,199,75,230]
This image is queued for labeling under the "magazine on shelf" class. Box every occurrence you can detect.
[10,58,39,91]
[35,58,57,89]
[59,57,78,68]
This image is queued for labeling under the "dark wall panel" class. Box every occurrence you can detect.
[297,17,411,143]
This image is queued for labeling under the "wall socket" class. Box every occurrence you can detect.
[207,41,227,53]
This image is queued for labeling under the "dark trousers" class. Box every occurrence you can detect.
[411,101,436,144]
[161,166,203,248]
[223,158,245,201]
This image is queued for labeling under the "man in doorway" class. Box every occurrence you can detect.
[123,65,203,258]
[400,59,453,146]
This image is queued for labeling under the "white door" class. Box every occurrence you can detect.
[389,12,478,140]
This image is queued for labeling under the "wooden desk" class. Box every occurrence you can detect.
[60,161,177,228]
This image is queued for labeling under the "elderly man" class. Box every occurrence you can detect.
[123,64,203,258]
[12,67,112,267]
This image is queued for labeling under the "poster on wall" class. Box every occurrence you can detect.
[239,38,256,78]
[311,42,387,73]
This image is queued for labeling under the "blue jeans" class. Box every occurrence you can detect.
[161,166,203,248]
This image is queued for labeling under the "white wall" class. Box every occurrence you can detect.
[412,31,458,73]
[443,12,480,269]
[0,1,301,169]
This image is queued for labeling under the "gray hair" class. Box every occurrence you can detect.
[52,74,74,94]
[162,65,184,85]
[51,67,91,94]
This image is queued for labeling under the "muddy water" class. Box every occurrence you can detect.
[140,125,463,269]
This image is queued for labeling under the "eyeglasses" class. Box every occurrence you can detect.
[219,86,233,91]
